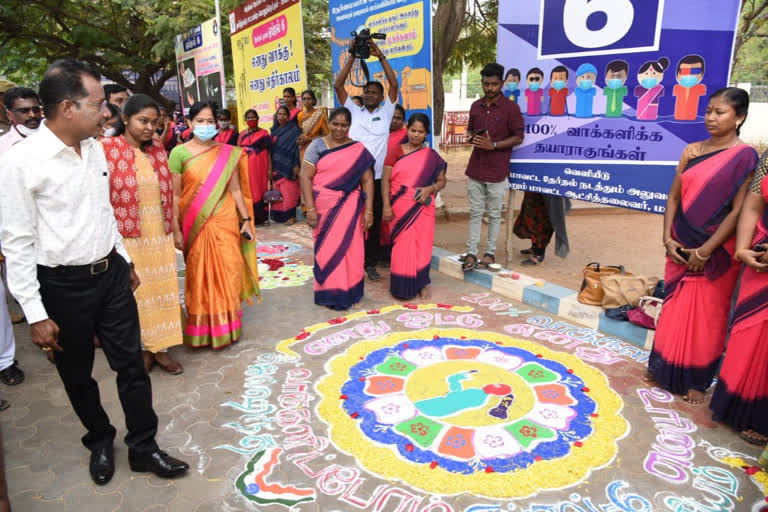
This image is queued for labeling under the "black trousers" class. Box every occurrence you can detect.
[364,178,384,268]
[37,252,158,453]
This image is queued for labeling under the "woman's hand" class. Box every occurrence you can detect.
[363,211,373,231]
[664,239,687,265]
[382,207,393,222]
[306,210,318,228]
[685,246,710,273]
[737,247,768,272]
[414,186,434,204]
[173,230,184,251]
[297,134,309,146]
[240,221,255,241]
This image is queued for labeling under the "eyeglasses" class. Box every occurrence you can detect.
[12,106,42,115]
[73,100,109,112]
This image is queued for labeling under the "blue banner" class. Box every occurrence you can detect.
[497,0,742,213]
[329,0,433,144]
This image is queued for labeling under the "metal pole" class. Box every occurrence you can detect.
[215,0,227,109]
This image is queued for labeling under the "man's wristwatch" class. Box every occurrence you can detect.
[493,141,497,150]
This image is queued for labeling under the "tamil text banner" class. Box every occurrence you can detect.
[329,0,434,144]
[175,17,227,112]
[230,0,308,129]
[497,0,741,213]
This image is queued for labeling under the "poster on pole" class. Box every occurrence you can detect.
[174,17,227,112]
[229,0,309,129]
[497,0,742,213]
[329,0,434,145]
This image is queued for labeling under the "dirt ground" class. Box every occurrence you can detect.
[435,148,666,290]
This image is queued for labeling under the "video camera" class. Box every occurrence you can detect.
[350,28,386,60]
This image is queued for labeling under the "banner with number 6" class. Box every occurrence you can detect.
[498,0,742,214]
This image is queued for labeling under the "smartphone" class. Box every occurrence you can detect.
[414,190,432,206]
[242,232,253,241]
[676,247,690,261]
[468,129,487,143]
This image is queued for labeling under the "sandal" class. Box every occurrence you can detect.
[520,248,534,256]
[462,254,478,272]
[155,353,184,375]
[477,253,495,269]
[521,255,545,266]
[0,363,24,385]
[740,429,768,446]
[0,399,9,412]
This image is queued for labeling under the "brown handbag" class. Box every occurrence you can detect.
[601,275,660,309]
[577,263,628,306]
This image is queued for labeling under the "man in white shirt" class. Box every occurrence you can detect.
[0,87,42,156]
[0,59,188,486]
[334,41,399,282]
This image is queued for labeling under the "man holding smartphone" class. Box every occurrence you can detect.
[462,63,524,271]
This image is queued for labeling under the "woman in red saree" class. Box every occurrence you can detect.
[711,151,768,445]
[214,109,239,146]
[238,109,272,224]
[300,107,375,310]
[270,106,302,224]
[382,113,447,300]
[648,88,757,403]
[168,101,260,349]
[380,104,408,260]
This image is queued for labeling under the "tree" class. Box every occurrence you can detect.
[302,0,332,92]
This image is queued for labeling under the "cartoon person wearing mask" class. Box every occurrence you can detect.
[673,55,707,121]
[634,57,669,121]
[573,63,597,118]
[548,66,569,116]
[504,68,522,103]
[603,60,629,118]
[524,68,545,116]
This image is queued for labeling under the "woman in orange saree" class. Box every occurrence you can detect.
[168,101,260,349]
[297,90,329,161]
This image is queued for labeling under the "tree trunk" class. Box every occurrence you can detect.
[432,0,468,137]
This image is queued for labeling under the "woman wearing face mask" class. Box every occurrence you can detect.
[296,90,329,162]
[238,109,272,224]
[634,57,669,121]
[648,88,757,405]
[102,94,184,373]
[300,107,375,310]
[214,109,239,146]
[269,106,303,225]
[168,101,260,350]
[101,103,124,138]
[382,113,446,300]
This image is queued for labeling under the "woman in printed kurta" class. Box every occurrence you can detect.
[168,101,260,349]
[103,94,183,373]
[648,88,757,403]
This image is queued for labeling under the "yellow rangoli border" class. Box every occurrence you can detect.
[275,304,473,358]
[315,327,629,499]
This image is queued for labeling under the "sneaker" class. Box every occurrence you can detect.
[366,266,382,282]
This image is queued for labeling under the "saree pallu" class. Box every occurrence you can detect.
[635,85,664,121]
[180,144,260,349]
[710,178,768,435]
[238,129,272,223]
[389,148,446,299]
[298,108,329,161]
[380,129,410,257]
[313,142,375,309]
[649,144,758,394]
[270,123,302,222]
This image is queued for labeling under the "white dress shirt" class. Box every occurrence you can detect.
[0,121,131,324]
[344,97,396,179]
[0,126,25,156]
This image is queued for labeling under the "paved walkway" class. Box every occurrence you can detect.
[2,224,765,511]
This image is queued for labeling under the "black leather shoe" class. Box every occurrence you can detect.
[89,446,115,485]
[129,449,189,478]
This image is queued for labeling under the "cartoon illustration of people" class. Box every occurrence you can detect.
[504,68,521,103]
[603,60,629,118]
[634,57,669,121]
[673,55,707,121]
[548,66,569,116]
[413,370,513,418]
[524,68,545,116]
[573,63,597,118]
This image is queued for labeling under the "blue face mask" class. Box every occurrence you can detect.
[641,78,659,89]
[552,80,566,91]
[607,78,624,90]
[679,75,699,88]
[528,82,541,92]
[506,82,518,92]
[578,80,594,90]
[194,125,218,142]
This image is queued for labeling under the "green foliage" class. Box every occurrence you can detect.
[302,0,332,91]
[444,0,497,76]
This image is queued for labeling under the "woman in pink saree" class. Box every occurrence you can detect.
[648,88,757,403]
[634,58,669,121]
[382,113,447,300]
[300,107,375,310]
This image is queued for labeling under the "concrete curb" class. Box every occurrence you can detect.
[430,247,655,350]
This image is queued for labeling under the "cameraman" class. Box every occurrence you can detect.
[334,41,399,282]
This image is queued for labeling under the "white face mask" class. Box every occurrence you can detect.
[16,124,39,137]
[103,127,117,138]
[219,122,230,130]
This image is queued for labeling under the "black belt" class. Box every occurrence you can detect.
[37,249,116,277]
